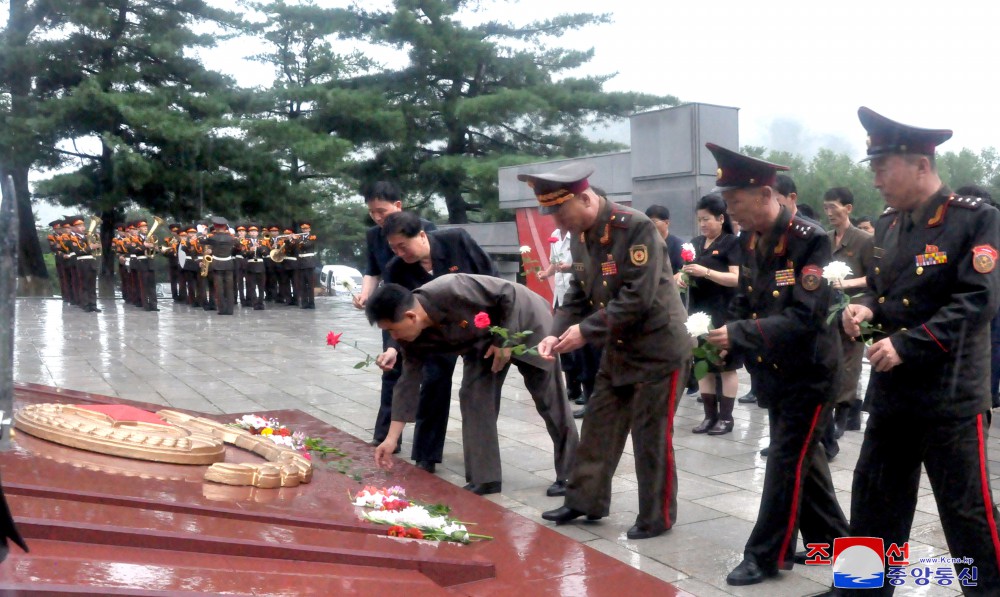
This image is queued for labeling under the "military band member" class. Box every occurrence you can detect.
[276,227,297,305]
[204,217,237,315]
[69,216,100,312]
[181,225,205,308]
[133,220,158,311]
[294,221,318,309]
[841,108,1000,595]
[370,275,577,496]
[244,225,266,310]
[164,223,183,301]
[47,219,71,302]
[702,144,847,585]
[234,224,248,307]
[264,225,280,302]
[529,164,691,541]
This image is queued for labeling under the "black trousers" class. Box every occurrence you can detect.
[138,264,157,310]
[74,258,98,309]
[211,269,234,314]
[373,330,402,444]
[844,411,1000,596]
[294,267,315,308]
[410,354,458,463]
[744,400,848,571]
[246,270,265,308]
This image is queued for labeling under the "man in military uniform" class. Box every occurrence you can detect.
[529,164,691,541]
[703,144,847,585]
[165,223,183,301]
[234,225,248,307]
[369,275,576,496]
[243,225,266,310]
[822,187,874,438]
[204,216,238,315]
[69,216,101,312]
[263,225,280,302]
[47,219,70,302]
[132,220,158,312]
[293,221,318,309]
[841,108,1000,594]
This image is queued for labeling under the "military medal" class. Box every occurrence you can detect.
[801,265,822,291]
[629,244,648,266]
[914,251,947,267]
[574,262,584,272]
[775,268,796,287]
[601,254,618,276]
[973,245,998,273]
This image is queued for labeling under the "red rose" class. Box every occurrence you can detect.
[406,527,424,539]
[326,331,342,347]
[277,427,291,437]
[681,248,696,262]
[388,525,405,537]
[473,312,491,328]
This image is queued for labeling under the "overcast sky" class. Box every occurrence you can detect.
[201,0,1000,160]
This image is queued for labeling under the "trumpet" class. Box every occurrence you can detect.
[86,215,103,257]
[270,232,309,242]
[200,254,213,277]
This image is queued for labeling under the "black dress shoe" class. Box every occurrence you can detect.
[463,481,501,495]
[415,460,436,473]
[573,396,586,405]
[793,550,809,565]
[738,391,757,403]
[546,480,567,497]
[692,418,716,434]
[760,446,770,457]
[541,506,587,524]
[707,418,734,435]
[626,524,666,540]
[573,407,586,419]
[726,559,778,586]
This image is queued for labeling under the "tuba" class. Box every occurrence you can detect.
[86,215,103,257]
[200,254,213,277]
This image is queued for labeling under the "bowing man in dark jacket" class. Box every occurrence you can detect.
[704,144,847,586]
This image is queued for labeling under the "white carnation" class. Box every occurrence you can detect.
[681,242,696,254]
[519,245,532,254]
[822,261,853,284]
[684,312,713,338]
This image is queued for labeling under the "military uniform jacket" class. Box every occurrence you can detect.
[243,238,266,273]
[553,199,690,385]
[205,231,237,272]
[858,187,1000,418]
[296,234,319,269]
[393,274,554,422]
[728,206,840,404]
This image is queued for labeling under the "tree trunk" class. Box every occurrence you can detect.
[6,0,51,296]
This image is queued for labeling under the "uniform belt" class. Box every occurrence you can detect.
[235,255,245,259]
[248,259,262,262]
[66,252,76,257]
[282,257,297,260]
[77,255,95,260]
[211,256,233,261]
[136,256,148,260]
[298,252,315,257]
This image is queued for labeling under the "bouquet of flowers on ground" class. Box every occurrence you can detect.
[678,242,697,293]
[685,312,724,380]
[352,486,492,544]
[475,311,537,357]
[230,414,346,461]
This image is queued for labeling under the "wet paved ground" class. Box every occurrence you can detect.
[12,295,1000,596]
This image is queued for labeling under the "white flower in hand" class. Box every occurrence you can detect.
[684,312,713,338]
[519,245,532,254]
[822,261,852,286]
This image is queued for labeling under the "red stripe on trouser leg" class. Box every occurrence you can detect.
[776,404,823,566]
[976,414,1000,574]
[662,370,680,527]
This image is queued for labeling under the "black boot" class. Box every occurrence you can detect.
[693,394,717,433]
[845,398,863,431]
[708,396,735,435]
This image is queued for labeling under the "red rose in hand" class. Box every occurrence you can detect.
[681,248,696,262]
[326,331,342,347]
[473,312,491,329]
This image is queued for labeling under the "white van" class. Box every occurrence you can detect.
[320,265,363,295]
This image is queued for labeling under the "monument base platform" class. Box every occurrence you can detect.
[0,383,689,595]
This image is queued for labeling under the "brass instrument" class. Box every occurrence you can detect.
[269,244,287,263]
[86,215,103,257]
[145,216,166,257]
[200,254,213,277]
